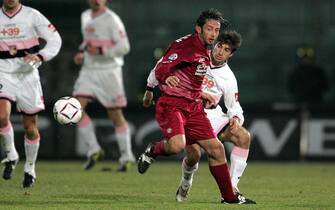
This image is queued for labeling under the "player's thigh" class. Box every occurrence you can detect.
[221,125,249,145]
[155,99,185,140]
[0,99,11,126]
[107,108,126,127]
[0,72,16,121]
[76,96,91,110]
[231,126,251,147]
[185,108,215,144]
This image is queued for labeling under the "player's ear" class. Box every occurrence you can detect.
[195,25,201,34]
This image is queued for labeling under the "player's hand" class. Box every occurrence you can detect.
[73,52,84,65]
[143,90,154,107]
[229,117,240,134]
[201,92,216,108]
[86,45,101,55]
[24,52,41,64]
[165,76,180,87]
[18,52,42,72]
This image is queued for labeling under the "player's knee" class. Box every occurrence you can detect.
[25,128,39,140]
[23,121,38,137]
[0,116,10,128]
[236,129,251,148]
[167,140,185,154]
[207,145,225,162]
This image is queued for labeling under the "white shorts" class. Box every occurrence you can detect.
[73,66,127,108]
[0,70,44,114]
[205,105,229,135]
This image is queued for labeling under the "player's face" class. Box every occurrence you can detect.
[2,0,20,11]
[88,0,107,11]
[197,19,221,46]
[211,42,233,65]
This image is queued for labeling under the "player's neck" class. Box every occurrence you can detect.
[91,6,107,18]
[211,59,226,68]
[3,3,21,15]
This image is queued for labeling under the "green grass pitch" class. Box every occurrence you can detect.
[0,161,334,210]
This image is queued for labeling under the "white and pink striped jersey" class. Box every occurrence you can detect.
[0,4,62,73]
[147,62,244,125]
[79,8,130,70]
[202,63,244,125]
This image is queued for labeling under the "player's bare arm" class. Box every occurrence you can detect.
[143,90,154,107]
[73,52,84,65]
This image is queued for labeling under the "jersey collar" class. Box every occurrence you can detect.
[2,3,22,19]
[210,61,227,69]
[91,7,107,18]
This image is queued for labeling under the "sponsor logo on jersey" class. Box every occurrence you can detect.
[198,57,205,63]
[195,63,208,76]
[166,127,172,134]
[168,53,178,61]
[85,26,95,33]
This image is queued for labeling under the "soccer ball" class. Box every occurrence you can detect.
[53,96,82,125]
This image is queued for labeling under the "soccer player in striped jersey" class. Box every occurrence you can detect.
[0,0,62,188]
[72,0,135,171]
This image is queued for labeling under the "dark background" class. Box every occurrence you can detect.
[7,0,335,160]
[25,0,335,107]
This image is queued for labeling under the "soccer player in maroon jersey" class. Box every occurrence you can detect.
[137,9,255,204]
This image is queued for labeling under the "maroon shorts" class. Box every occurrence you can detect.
[155,96,215,145]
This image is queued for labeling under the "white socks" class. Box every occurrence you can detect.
[230,146,249,189]
[115,123,135,163]
[181,158,199,187]
[24,136,40,178]
[0,123,19,161]
[77,115,101,157]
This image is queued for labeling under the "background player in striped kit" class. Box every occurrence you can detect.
[72,0,135,171]
[0,0,62,188]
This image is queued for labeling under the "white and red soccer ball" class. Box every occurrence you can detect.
[53,96,82,125]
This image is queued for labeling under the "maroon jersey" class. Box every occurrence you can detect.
[155,34,211,101]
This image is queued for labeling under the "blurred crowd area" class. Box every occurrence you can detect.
[26,0,335,110]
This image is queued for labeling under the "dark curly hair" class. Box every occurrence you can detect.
[216,30,242,52]
[196,8,229,30]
